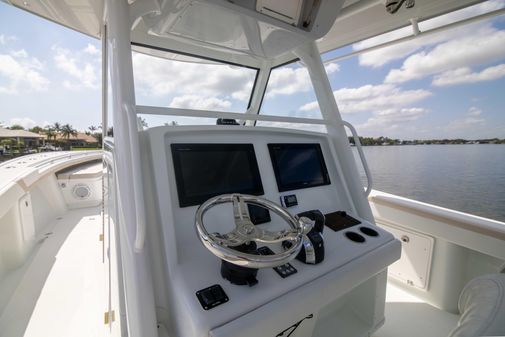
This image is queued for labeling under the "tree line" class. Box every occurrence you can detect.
[5,122,101,142]
[1,122,108,150]
[348,136,505,146]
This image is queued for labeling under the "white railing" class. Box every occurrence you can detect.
[369,190,505,260]
[136,105,329,126]
[342,120,373,196]
[135,105,375,198]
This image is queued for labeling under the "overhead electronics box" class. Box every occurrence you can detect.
[256,0,305,26]
[134,0,344,60]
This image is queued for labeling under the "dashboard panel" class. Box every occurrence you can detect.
[142,126,400,337]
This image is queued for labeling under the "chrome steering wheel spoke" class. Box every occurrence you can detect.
[232,194,254,228]
[195,194,308,268]
[254,228,300,243]
[210,230,248,247]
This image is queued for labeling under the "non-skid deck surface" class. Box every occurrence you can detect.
[0,207,106,337]
[0,206,460,337]
[374,283,459,337]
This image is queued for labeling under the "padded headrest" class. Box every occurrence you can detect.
[448,273,505,337]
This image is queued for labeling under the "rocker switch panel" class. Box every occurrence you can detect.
[281,194,298,208]
[196,284,228,310]
[257,246,297,278]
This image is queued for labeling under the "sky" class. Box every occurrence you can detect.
[0,1,504,139]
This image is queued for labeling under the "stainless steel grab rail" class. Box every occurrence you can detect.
[342,120,373,196]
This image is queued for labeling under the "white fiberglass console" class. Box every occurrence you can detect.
[143,126,400,337]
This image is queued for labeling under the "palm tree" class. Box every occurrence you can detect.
[44,125,58,142]
[53,122,62,132]
[60,124,77,147]
[52,122,62,143]
[44,126,56,143]
[88,125,102,145]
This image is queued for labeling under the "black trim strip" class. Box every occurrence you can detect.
[131,42,259,70]
[262,7,294,20]
[255,58,300,124]
[272,57,300,70]
[131,42,260,117]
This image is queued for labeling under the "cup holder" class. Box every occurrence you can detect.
[345,231,366,243]
[359,226,379,237]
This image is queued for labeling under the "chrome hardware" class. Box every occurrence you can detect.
[342,120,373,196]
[296,216,317,264]
[195,194,310,268]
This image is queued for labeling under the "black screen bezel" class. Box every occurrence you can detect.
[268,143,331,192]
[171,143,264,207]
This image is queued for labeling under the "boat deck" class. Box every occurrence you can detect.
[0,207,107,337]
[0,151,101,193]
[376,283,459,337]
[0,204,460,337]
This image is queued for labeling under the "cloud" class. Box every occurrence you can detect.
[375,107,429,120]
[266,66,311,97]
[0,51,49,94]
[169,95,232,110]
[324,63,340,74]
[256,121,326,133]
[10,49,28,58]
[300,84,432,114]
[0,34,17,45]
[132,54,338,112]
[353,1,505,68]
[132,52,255,102]
[446,107,485,130]
[432,64,505,86]
[467,107,482,116]
[357,108,429,133]
[53,46,99,90]
[83,43,100,55]
[266,62,339,97]
[385,26,505,84]
[8,117,37,129]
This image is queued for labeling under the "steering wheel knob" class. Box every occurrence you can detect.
[298,216,315,234]
[195,194,308,268]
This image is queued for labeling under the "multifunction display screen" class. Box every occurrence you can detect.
[171,143,264,207]
[268,143,330,192]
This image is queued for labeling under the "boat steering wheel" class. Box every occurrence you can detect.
[195,194,313,269]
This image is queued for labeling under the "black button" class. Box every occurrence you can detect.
[200,291,215,306]
[196,285,229,310]
[273,263,297,278]
[283,194,298,207]
[257,246,275,255]
[210,286,225,301]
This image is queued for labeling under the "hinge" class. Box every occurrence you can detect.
[104,310,115,324]
[99,234,104,241]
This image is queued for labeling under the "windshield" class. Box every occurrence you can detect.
[132,47,258,127]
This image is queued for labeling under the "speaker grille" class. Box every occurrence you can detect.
[73,184,91,200]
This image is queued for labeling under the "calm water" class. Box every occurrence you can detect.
[354,144,505,222]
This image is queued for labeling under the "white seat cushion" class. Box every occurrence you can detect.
[448,274,505,337]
